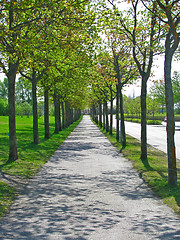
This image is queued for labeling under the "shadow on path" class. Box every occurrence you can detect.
[0,116,179,240]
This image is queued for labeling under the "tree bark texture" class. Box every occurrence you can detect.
[74,109,77,122]
[110,89,113,135]
[105,101,109,132]
[44,88,50,139]
[99,102,102,128]
[8,62,18,161]
[120,88,126,147]
[103,103,106,130]
[140,77,147,161]
[65,101,71,127]
[70,109,73,124]
[164,36,177,187]
[116,84,120,142]
[32,77,39,144]
[58,96,62,131]
[54,91,59,134]
[61,102,65,129]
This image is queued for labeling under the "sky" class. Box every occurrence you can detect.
[122,55,180,98]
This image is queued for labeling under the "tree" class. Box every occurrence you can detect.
[89,55,113,131]
[96,52,116,133]
[106,0,161,161]
[141,0,180,187]
[0,0,50,161]
[0,0,29,161]
[0,98,8,116]
[96,6,139,145]
[172,71,180,105]
[20,68,46,144]
[40,75,52,139]
[0,0,95,159]
[150,71,180,114]
[150,80,166,111]
[19,102,32,117]
[15,77,32,104]
[108,34,137,146]
[146,95,160,118]
[0,78,8,99]
[124,96,141,116]
[157,0,179,186]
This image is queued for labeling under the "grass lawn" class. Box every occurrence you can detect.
[0,115,82,219]
[100,127,180,218]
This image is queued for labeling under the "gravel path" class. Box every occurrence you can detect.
[0,115,180,240]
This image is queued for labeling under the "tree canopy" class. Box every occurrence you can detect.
[0,0,179,186]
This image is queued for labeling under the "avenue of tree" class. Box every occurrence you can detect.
[89,0,180,187]
[0,0,180,187]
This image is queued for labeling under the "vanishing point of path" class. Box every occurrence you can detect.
[0,116,180,240]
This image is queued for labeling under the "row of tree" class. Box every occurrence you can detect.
[0,0,179,187]
[0,0,95,162]
[88,0,180,187]
[150,71,180,114]
[124,71,180,116]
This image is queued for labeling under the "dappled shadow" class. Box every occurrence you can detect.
[39,122,54,127]
[0,134,9,163]
[0,165,179,239]
[98,169,154,200]
[0,170,28,193]
[96,169,180,239]
[141,160,168,180]
[0,116,179,239]
[0,171,126,239]
[60,141,95,152]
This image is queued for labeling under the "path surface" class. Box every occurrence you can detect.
[0,115,180,240]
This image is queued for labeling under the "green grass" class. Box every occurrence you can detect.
[0,182,16,217]
[124,118,162,125]
[124,113,180,121]
[0,115,82,219]
[99,127,180,217]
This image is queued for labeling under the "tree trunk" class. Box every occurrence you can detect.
[78,109,81,120]
[120,88,126,147]
[65,101,68,126]
[65,101,71,127]
[73,109,75,122]
[91,105,95,122]
[99,102,102,128]
[58,96,62,131]
[105,101,109,132]
[32,78,39,144]
[70,109,73,124]
[61,102,65,129]
[140,76,147,161]
[7,62,18,162]
[110,89,113,135]
[103,103,106,130]
[116,84,120,141]
[74,109,77,122]
[54,91,59,134]
[44,88,50,139]
[164,37,177,187]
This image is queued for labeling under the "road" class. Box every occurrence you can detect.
[112,116,180,160]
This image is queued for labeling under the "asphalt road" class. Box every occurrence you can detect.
[0,115,179,239]
[112,116,180,160]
